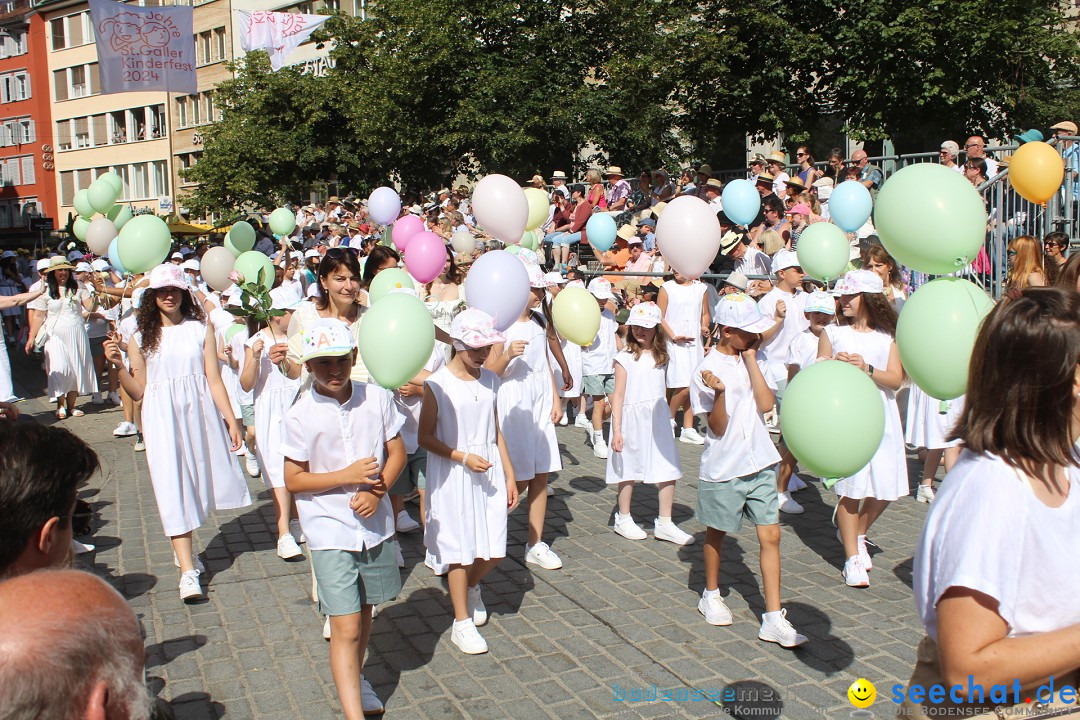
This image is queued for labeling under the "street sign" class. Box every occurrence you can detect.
[29,217,54,231]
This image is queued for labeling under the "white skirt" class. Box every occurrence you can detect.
[254,383,299,489]
[606,398,682,484]
[553,341,582,399]
[44,321,97,399]
[834,393,909,502]
[904,386,963,450]
[424,440,508,565]
[497,371,562,481]
[665,339,704,389]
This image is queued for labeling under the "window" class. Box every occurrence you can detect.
[75,117,89,148]
[53,69,67,101]
[0,71,30,103]
[21,157,34,185]
[190,94,201,125]
[50,17,66,50]
[197,31,210,65]
[0,205,10,229]
[56,119,72,151]
[149,104,165,138]
[1,158,21,187]
[115,165,129,199]
[70,65,86,98]
[213,27,226,62]
[19,118,33,144]
[203,92,215,124]
[20,198,39,225]
[132,162,148,198]
[152,160,168,196]
[176,96,188,128]
[60,170,74,205]
[90,114,108,146]
[0,30,27,59]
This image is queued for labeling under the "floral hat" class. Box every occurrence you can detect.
[526,263,551,289]
[833,269,883,295]
[626,301,662,328]
[148,263,187,290]
[450,308,505,349]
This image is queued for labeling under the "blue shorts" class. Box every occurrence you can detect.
[696,467,779,533]
[310,540,402,615]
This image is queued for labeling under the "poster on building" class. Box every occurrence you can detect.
[238,11,329,71]
[88,0,196,94]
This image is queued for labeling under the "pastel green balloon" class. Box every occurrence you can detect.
[73,216,90,241]
[233,250,275,291]
[551,286,601,346]
[505,244,523,256]
[874,164,987,275]
[229,221,256,249]
[88,177,120,214]
[796,222,850,282]
[521,229,539,251]
[368,267,414,304]
[225,324,245,343]
[73,189,95,218]
[116,214,173,273]
[269,207,296,236]
[381,225,393,247]
[101,172,123,196]
[224,228,254,258]
[358,292,435,389]
[779,360,885,479]
[897,278,993,401]
[106,203,133,230]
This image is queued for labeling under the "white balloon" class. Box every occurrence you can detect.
[451,230,475,255]
[471,174,529,243]
[85,217,118,255]
[200,246,236,292]
[654,196,723,279]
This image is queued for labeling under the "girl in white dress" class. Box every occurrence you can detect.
[658,273,709,444]
[418,308,519,656]
[817,270,906,589]
[607,302,692,545]
[0,285,43,401]
[239,297,304,560]
[545,275,582,426]
[26,257,98,418]
[105,264,251,602]
[486,264,564,571]
[904,388,963,504]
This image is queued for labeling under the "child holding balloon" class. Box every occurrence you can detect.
[817,270,906,589]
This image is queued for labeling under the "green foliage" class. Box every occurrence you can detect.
[224,268,285,328]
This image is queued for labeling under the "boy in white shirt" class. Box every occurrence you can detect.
[785,290,835,374]
[581,278,619,459]
[691,294,807,649]
[281,318,406,718]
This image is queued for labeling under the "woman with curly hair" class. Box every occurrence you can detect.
[105,263,249,602]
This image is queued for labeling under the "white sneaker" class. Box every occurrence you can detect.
[179,570,204,601]
[777,491,805,515]
[525,541,563,570]
[698,592,733,626]
[113,421,137,437]
[396,510,420,533]
[360,675,384,716]
[451,618,488,654]
[173,552,206,575]
[244,452,261,478]
[679,427,705,445]
[467,584,488,627]
[395,543,404,568]
[857,535,872,571]
[613,512,647,541]
[546,484,554,496]
[107,391,122,406]
[322,615,331,640]
[653,519,695,545]
[290,519,306,544]
[133,437,145,452]
[72,539,95,554]
[574,414,591,429]
[425,550,448,576]
[593,436,608,459]
[670,418,677,436]
[843,556,869,588]
[558,413,568,426]
[788,474,807,492]
[91,392,104,405]
[277,534,303,560]
[758,609,808,648]
[916,484,936,503]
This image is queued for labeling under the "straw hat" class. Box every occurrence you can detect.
[44,256,74,273]
[616,224,636,241]
[605,166,624,177]
[766,151,787,166]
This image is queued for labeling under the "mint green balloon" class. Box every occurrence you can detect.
[225,228,254,257]
[358,292,435,389]
[101,172,123,196]
[73,216,90,241]
[229,221,256,250]
[897,278,993,401]
[106,203,133,230]
[368,268,414,304]
[117,215,172,273]
[796,222,850,282]
[521,230,539,251]
[269,207,296,236]
[874,164,987,275]
[88,177,120,214]
[233,251,275,291]
[225,324,245,343]
[506,244,523,256]
[73,189,94,218]
[780,360,885,479]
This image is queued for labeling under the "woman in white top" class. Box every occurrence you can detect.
[861,244,908,311]
[0,285,43,402]
[901,287,1080,719]
[658,273,709,445]
[817,270,906,589]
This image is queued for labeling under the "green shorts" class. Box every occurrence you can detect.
[240,404,255,428]
[696,467,779,533]
[390,448,426,495]
[583,373,615,397]
[310,540,402,615]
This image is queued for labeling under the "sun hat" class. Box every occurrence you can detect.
[36,258,51,272]
[723,272,749,291]
[566,279,586,289]
[0,250,15,259]
[627,236,643,246]
[526,263,551,288]
[1050,121,1078,135]
[626,301,662,329]
[940,140,960,156]
[75,261,92,273]
[605,166,624,177]
[803,290,836,314]
[450,308,505,349]
[67,250,84,261]
[652,201,668,217]
[812,177,834,188]
[704,178,724,190]
[551,170,568,180]
[766,151,787,165]
[789,203,812,216]
[771,249,801,273]
[616,224,636,241]
[148,263,187,290]
[756,172,775,185]
[544,271,567,285]
[748,154,766,167]
[529,174,545,186]
[784,177,807,192]
[834,269,884,295]
[714,293,773,333]
[587,277,615,300]
[1014,128,1044,145]
[697,164,714,178]
[269,288,301,311]
[45,256,75,273]
[813,177,833,200]
[303,249,321,259]
[181,259,200,272]
[300,318,355,362]
[719,230,747,256]
[91,258,110,272]
[170,252,183,261]
[515,248,540,266]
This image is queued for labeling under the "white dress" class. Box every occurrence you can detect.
[247,328,301,489]
[497,316,562,480]
[424,366,508,565]
[553,337,582,399]
[0,326,14,401]
[662,280,706,388]
[606,350,682,484]
[905,386,963,450]
[826,325,908,501]
[41,290,97,399]
[138,319,252,536]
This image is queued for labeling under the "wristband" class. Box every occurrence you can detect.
[461,451,471,466]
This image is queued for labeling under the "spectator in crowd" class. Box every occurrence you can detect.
[766,152,790,198]
[694,164,715,199]
[823,148,846,183]
[1005,235,1047,290]
[963,157,988,187]
[585,168,607,209]
[550,171,571,200]
[1050,121,1078,206]
[1043,231,1069,278]
[637,217,657,252]
[703,179,724,213]
[673,166,697,198]
[964,135,998,177]
[747,154,765,183]
[939,140,962,172]
[851,150,884,200]
[605,166,631,211]
[794,146,819,186]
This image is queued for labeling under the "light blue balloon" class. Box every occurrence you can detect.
[720,179,761,226]
[829,180,873,233]
[585,213,617,252]
[107,237,127,275]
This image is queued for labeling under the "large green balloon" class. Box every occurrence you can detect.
[88,177,120,214]
[73,216,90,241]
[368,267,414,305]
[228,221,256,253]
[358,292,435,389]
[796,222,850,282]
[268,207,296,236]
[106,203,134,230]
[780,360,885,479]
[233,251,275,291]
[874,164,987,275]
[101,172,123,196]
[520,229,539,251]
[73,189,95,218]
[116,215,173,273]
[224,229,254,258]
[897,278,993,401]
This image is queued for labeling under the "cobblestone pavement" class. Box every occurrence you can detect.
[11,352,930,720]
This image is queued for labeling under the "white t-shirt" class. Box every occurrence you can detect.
[772,172,790,197]
[735,246,771,277]
[786,328,820,373]
[758,287,808,385]
[915,451,1080,641]
[582,309,618,376]
[279,381,405,551]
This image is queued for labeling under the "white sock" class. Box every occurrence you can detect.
[703,588,720,599]
[453,618,472,629]
[763,610,783,622]
[594,430,603,441]
[657,516,672,525]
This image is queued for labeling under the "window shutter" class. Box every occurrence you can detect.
[21,156,34,185]
[61,171,74,205]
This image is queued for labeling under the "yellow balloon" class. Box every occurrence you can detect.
[523,187,550,231]
[552,286,601,346]
[1009,141,1064,204]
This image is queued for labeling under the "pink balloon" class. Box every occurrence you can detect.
[403,231,448,284]
[655,195,722,279]
[471,174,529,243]
[392,215,424,252]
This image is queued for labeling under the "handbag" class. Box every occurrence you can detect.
[32,313,58,351]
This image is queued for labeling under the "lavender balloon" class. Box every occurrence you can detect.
[368,187,402,226]
[464,249,529,331]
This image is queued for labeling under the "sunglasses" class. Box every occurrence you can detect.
[1007,250,1018,257]
[1045,241,1063,248]
[796,152,807,157]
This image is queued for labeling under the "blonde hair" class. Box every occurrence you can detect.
[585,168,602,185]
[759,229,785,256]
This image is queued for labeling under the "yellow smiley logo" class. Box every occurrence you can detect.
[847,678,876,709]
